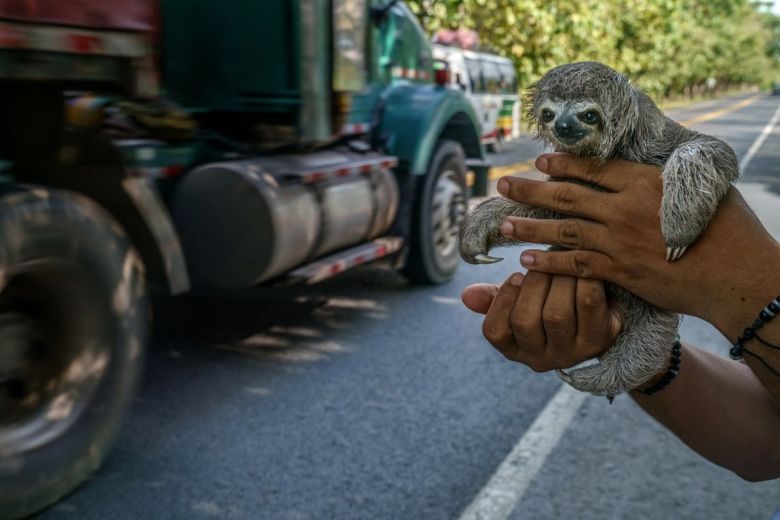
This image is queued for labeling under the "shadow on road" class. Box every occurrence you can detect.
[151,267,410,363]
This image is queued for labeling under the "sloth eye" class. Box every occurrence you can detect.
[579,110,600,125]
[541,109,555,123]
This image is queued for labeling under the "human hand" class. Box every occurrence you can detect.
[495,153,780,341]
[461,272,623,372]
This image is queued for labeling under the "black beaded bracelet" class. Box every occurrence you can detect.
[729,295,780,360]
[637,339,682,396]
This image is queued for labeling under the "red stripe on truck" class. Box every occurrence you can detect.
[0,25,23,47]
[67,33,102,53]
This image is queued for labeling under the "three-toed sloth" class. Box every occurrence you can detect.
[459,61,739,397]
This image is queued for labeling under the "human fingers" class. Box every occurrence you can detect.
[535,153,660,192]
[462,283,502,315]
[509,270,553,364]
[500,216,611,252]
[520,249,616,282]
[574,279,624,358]
[541,275,578,366]
[482,274,525,356]
[496,176,611,220]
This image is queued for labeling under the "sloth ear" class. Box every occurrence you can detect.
[621,89,664,161]
[522,83,538,127]
[619,89,640,149]
[602,86,641,160]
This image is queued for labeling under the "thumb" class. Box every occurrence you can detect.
[462,283,501,315]
[607,301,626,342]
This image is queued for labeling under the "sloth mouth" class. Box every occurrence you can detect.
[554,132,587,144]
[550,134,598,155]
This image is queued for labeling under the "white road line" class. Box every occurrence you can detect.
[458,384,588,520]
[739,99,780,173]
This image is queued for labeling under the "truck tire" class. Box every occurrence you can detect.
[0,189,147,519]
[403,140,467,285]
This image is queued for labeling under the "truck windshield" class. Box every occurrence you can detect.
[333,0,367,91]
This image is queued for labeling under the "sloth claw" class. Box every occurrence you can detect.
[665,246,688,262]
[473,253,503,264]
[555,368,574,384]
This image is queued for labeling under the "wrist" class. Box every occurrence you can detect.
[633,339,682,395]
[729,296,780,360]
[637,361,670,389]
[704,244,780,342]
[753,317,780,346]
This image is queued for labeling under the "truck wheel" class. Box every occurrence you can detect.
[403,140,467,285]
[0,189,147,519]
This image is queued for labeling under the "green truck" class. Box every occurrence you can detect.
[0,0,487,516]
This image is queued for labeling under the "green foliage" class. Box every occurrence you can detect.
[407,0,780,97]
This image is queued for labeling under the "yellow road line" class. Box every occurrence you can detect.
[489,159,536,180]
[485,95,765,180]
[679,94,762,127]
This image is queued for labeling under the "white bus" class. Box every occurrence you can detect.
[433,44,521,152]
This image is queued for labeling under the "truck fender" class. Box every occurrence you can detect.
[119,176,190,295]
[376,83,484,176]
[13,130,190,296]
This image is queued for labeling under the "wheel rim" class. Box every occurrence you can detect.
[0,261,110,456]
[431,169,466,265]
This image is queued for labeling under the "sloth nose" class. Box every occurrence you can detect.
[554,117,581,141]
[555,119,573,136]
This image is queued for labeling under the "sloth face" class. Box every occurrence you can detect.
[536,99,606,155]
[528,62,638,159]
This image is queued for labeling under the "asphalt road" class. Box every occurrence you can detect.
[40,92,780,520]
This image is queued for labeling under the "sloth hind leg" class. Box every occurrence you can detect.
[557,296,679,397]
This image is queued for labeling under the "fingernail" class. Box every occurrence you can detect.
[520,253,535,266]
[500,220,513,236]
[510,273,524,286]
[536,156,549,173]
[497,178,509,195]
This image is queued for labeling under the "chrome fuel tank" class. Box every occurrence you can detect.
[171,151,399,289]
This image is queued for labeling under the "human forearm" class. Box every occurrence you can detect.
[702,238,780,342]
[631,343,780,481]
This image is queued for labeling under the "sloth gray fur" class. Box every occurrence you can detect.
[459,61,739,397]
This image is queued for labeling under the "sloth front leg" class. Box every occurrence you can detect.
[458,196,559,264]
[661,136,739,261]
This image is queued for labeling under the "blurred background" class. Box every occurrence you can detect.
[409,0,780,99]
